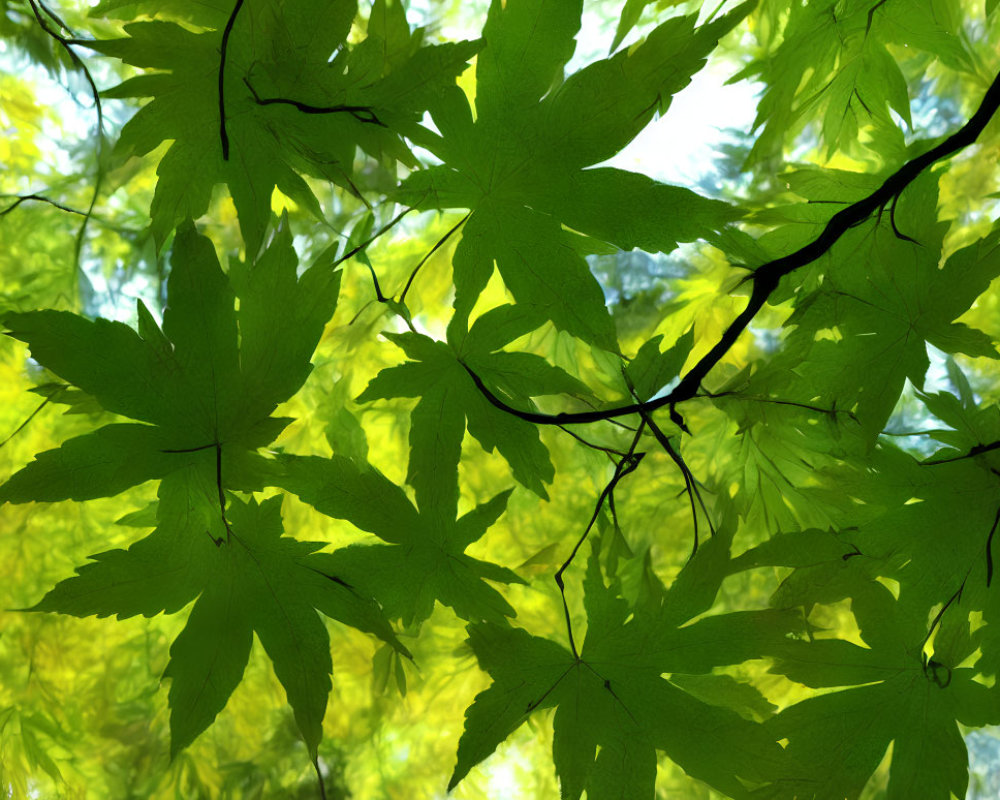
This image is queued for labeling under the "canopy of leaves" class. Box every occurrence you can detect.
[3,0,1000,798]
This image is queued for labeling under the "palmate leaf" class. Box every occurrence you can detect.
[0,219,339,505]
[88,0,478,252]
[397,0,749,349]
[0,219,369,756]
[733,0,969,163]
[451,539,801,798]
[30,476,405,758]
[358,306,588,507]
[277,453,525,627]
[756,571,1000,800]
[769,172,1000,440]
[722,447,1000,799]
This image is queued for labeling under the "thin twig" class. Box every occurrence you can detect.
[334,207,414,268]
[244,78,385,127]
[26,0,105,280]
[627,372,715,556]
[555,424,645,658]
[397,212,469,304]
[701,390,860,423]
[0,194,86,218]
[556,424,628,459]
[0,391,60,450]
[921,440,1000,465]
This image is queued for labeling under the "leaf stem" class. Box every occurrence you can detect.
[25,0,104,285]
[216,442,232,542]
[218,0,245,160]
[333,206,414,268]
[554,424,644,658]
[397,212,469,305]
[0,390,60,450]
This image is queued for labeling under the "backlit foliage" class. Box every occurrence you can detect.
[3,0,1000,797]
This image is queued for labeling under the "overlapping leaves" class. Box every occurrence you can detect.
[6,0,1000,796]
[754,172,1000,440]
[277,452,525,627]
[734,522,1000,799]
[31,480,405,758]
[0,220,337,503]
[451,536,800,798]
[736,0,971,163]
[397,0,748,348]
[0,220,413,756]
[90,0,478,252]
[357,305,588,505]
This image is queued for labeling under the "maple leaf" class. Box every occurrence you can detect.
[734,0,969,163]
[758,570,1000,800]
[0,219,338,505]
[450,537,801,798]
[29,477,406,757]
[622,328,694,401]
[357,305,588,505]
[277,453,525,627]
[916,361,1000,464]
[88,0,478,252]
[769,173,1000,439]
[395,0,749,349]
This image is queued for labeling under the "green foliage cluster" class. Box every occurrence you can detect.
[3,0,1000,797]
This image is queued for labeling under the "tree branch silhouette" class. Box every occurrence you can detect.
[218,0,245,160]
[25,0,105,282]
[462,65,1000,427]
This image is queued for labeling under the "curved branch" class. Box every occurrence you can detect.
[464,66,1000,426]
[0,194,87,217]
[244,78,386,127]
[25,0,105,278]
[218,0,246,160]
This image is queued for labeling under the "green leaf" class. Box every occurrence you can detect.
[475,0,583,126]
[0,423,180,503]
[1,222,339,505]
[31,479,402,757]
[779,174,1000,439]
[397,2,749,347]
[624,329,694,401]
[93,3,477,251]
[358,329,583,502]
[451,546,791,797]
[277,454,524,626]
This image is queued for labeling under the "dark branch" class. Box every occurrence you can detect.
[243,78,386,127]
[0,194,87,217]
[555,425,645,658]
[921,440,1000,465]
[462,66,1000,426]
[25,0,105,277]
[218,0,245,160]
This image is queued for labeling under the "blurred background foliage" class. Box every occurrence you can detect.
[2,0,1000,797]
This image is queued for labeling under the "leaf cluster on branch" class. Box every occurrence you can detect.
[3,0,1000,797]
